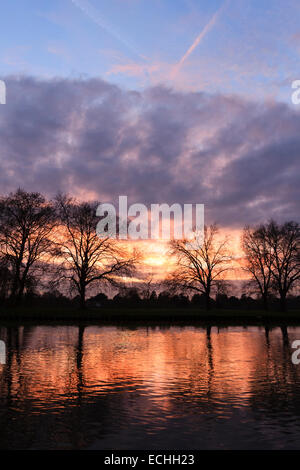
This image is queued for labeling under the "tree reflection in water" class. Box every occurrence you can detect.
[0,324,300,450]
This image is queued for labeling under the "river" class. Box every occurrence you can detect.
[0,324,300,449]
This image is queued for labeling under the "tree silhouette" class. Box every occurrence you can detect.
[0,189,56,304]
[168,224,232,310]
[55,195,138,309]
[242,225,273,310]
[266,220,300,312]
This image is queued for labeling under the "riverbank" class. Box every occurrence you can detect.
[0,304,300,325]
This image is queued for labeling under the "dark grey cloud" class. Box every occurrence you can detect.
[0,75,299,227]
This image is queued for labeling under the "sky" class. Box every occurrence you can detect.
[0,0,299,238]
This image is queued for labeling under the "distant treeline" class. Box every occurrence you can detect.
[21,287,300,312]
[0,189,299,312]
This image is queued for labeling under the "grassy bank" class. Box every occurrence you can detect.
[0,304,300,325]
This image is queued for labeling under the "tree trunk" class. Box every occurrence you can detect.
[10,279,22,305]
[15,278,26,305]
[262,293,269,311]
[279,292,287,313]
[10,278,19,303]
[205,292,211,311]
[79,285,86,310]
[14,290,23,306]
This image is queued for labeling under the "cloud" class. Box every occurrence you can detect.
[0,75,299,228]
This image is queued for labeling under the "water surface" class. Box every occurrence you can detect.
[0,324,300,450]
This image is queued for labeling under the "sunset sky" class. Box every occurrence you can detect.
[0,0,299,277]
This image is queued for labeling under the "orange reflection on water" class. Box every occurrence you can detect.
[0,326,298,409]
[1,325,300,449]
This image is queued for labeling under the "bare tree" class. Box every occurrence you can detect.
[265,220,300,312]
[139,273,156,300]
[168,224,232,310]
[0,189,56,304]
[55,195,138,309]
[242,225,273,310]
[215,278,232,299]
[0,257,12,302]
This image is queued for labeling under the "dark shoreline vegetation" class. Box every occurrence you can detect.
[1,303,300,325]
[0,189,299,315]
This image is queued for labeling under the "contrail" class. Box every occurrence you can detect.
[71,0,147,61]
[172,1,227,78]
